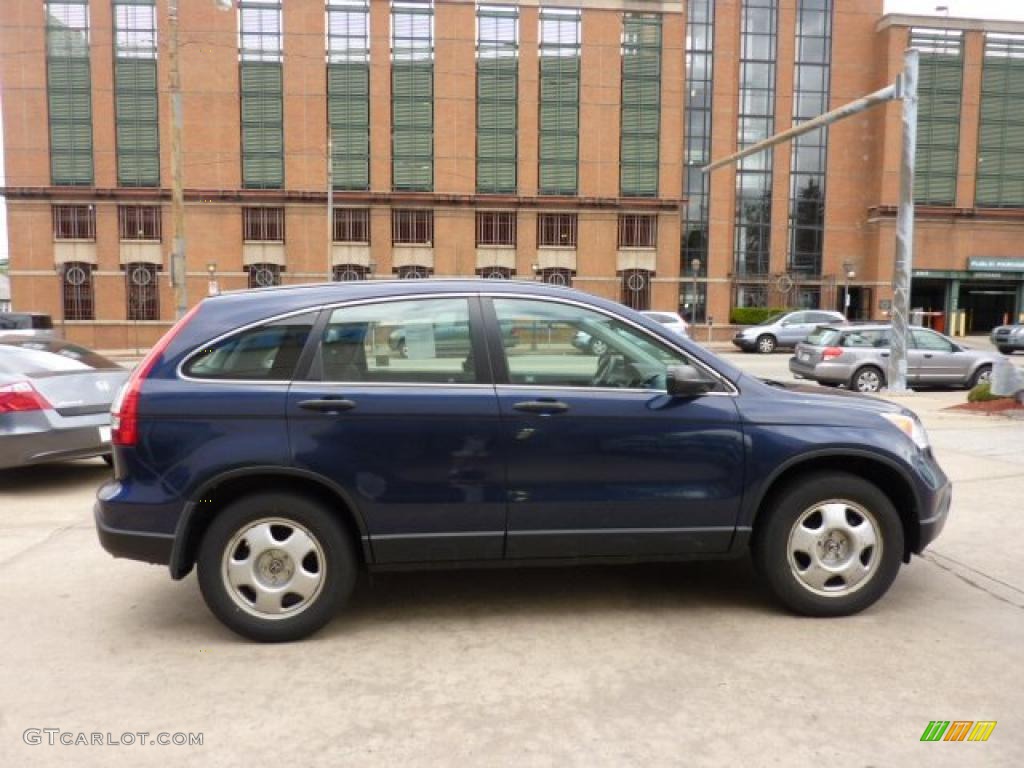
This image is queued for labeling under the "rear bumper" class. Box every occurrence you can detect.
[787,358,850,384]
[0,420,110,470]
[95,502,174,565]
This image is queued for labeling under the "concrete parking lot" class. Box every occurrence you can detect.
[1,348,1022,766]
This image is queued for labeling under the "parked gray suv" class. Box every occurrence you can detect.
[732,310,846,354]
[991,323,1024,354]
[789,324,998,393]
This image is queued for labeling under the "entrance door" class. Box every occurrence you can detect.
[959,283,1016,332]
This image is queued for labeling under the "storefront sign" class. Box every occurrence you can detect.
[968,257,1024,272]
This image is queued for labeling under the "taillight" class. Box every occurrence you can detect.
[0,381,52,413]
[822,346,843,362]
[112,303,202,446]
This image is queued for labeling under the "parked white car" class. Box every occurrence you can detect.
[641,311,689,338]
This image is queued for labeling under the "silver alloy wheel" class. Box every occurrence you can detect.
[222,517,326,620]
[591,338,608,356]
[976,367,992,384]
[854,368,882,393]
[757,336,775,354]
[787,500,882,597]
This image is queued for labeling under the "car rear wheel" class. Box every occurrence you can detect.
[756,335,777,354]
[752,472,904,617]
[851,366,884,393]
[197,492,357,642]
[969,365,992,388]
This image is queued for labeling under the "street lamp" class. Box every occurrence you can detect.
[842,259,856,318]
[207,263,219,296]
[690,257,701,323]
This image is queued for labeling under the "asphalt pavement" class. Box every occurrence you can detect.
[0,347,1021,766]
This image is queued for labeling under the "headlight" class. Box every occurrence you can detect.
[881,412,930,451]
[1013,327,1024,336]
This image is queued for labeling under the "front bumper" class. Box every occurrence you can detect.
[915,467,952,554]
[732,336,756,351]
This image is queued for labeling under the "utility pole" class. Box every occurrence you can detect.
[168,0,187,319]
[327,129,334,280]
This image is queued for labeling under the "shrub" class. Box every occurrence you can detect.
[730,307,793,325]
[967,381,1009,403]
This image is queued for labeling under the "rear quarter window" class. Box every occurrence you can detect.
[805,329,840,346]
[183,312,316,381]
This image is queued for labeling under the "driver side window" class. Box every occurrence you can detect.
[492,298,701,390]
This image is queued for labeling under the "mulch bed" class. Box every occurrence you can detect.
[946,398,1024,414]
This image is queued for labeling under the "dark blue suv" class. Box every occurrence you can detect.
[95,281,950,641]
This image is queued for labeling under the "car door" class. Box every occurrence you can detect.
[286,295,506,564]
[911,329,963,384]
[484,296,745,559]
[778,312,811,346]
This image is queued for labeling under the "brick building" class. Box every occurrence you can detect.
[2,0,1024,348]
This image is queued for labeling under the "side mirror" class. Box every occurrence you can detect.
[666,365,714,398]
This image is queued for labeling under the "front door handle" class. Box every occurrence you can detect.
[924,353,934,359]
[298,398,356,414]
[513,400,569,415]
[880,352,890,357]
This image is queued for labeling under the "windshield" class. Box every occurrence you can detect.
[756,312,787,326]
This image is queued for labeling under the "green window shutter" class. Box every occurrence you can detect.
[477,6,518,194]
[329,62,370,190]
[240,62,284,189]
[114,59,159,186]
[977,40,1024,207]
[46,2,93,186]
[620,14,661,197]
[538,54,580,195]
[912,32,963,206]
[392,58,434,191]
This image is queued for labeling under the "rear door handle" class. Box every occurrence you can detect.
[298,398,356,413]
[880,352,890,357]
[513,400,569,415]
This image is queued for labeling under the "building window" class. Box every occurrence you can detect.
[617,214,657,248]
[477,4,518,194]
[620,269,652,310]
[332,264,369,281]
[247,263,282,288]
[391,0,434,191]
[735,283,769,308]
[332,208,370,243]
[788,0,832,277]
[118,205,161,241]
[392,209,433,244]
[396,265,432,279]
[45,0,93,185]
[113,0,159,187]
[477,266,513,279]
[977,33,1024,207]
[125,262,159,320]
[243,207,285,241]
[734,0,778,279]
[476,211,517,246]
[537,213,577,247]
[327,0,370,190]
[62,262,94,320]
[240,0,284,189]
[682,0,714,323]
[621,14,662,197]
[52,205,95,240]
[912,28,963,206]
[538,7,581,195]
[539,267,573,286]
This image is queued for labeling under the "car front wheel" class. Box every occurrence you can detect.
[752,472,904,617]
[197,492,357,642]
[997,346,1013,355]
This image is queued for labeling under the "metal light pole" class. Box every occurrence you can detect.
[842,259,854,318]
[326,129,334,279]
[690,257,701,323]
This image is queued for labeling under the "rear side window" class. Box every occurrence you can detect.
[184,312,316,381]
[841,329,890,348]
[805,329,840,346]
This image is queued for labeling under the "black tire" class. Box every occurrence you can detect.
[756,335,777,354]
[752,471,904,617]
[850,365,885,393]
[997,346,1013,355]
[969,365,992,389]
[819,382,841,388]
[197,492,357,642]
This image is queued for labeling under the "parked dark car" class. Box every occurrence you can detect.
[991,323,1024,354]
[0,336,128,469]
[95,281,950,642]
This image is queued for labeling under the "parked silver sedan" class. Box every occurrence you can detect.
[789,324,999,393]
[0,337,128,469]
